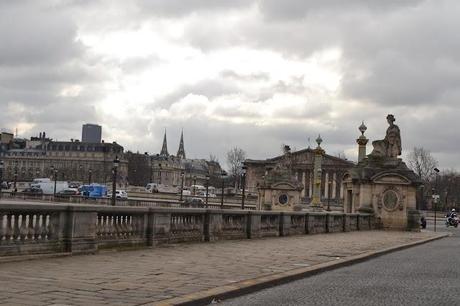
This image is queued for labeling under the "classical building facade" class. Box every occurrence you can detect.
[245,146,354,205]
[0,131,127,185]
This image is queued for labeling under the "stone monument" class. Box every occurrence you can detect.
[310,135,324,210]
[343,115,422,230]
[257,146,304,211]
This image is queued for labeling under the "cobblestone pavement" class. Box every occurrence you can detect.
[0,231,440,306]
[219,224,458,306]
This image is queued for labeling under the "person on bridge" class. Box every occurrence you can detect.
[446,209,457,223]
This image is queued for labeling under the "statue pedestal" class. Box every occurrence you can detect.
[343,157,422,231]
[257,182,303,211]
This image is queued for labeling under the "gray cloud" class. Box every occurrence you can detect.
[3,0,460,170]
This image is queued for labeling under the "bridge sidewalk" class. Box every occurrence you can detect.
[0,230,444,306]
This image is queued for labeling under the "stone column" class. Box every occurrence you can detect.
[357,122,369,163]
[332,172,337,199]
[311,135,324,210]
[301,171,306,197]
[309,171,313,197]
[324,172,329,199]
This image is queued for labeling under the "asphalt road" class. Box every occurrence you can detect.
[218,221,459,306]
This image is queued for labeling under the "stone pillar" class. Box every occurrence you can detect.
[309,171,313,197]
[301,171,306,197]
[325,172,329,198]
[311,135,324,210]
[340,181,344,199]
[64,207,97,254]
[332,172,337,199]
[357,122,369,163]
[150,211,171,246]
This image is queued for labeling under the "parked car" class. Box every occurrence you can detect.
[56,188,79,198]
[110,190,128,199]
[21,187,43,196]
[145,183,159,193]
[179,189,192,196]
[183,197,204,207]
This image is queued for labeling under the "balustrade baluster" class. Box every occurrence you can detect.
[119,216,127,238]
[126,216,133,236]
[40,215,48,240]
[113,215,119,237]
[27,214,35,240]
[33,215,41,240]
[5,215,12,241]
[0,214,4,242]
[19,214,28,241]
[102,215,109,238]
[12,214,20,241]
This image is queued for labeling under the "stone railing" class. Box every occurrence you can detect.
[0,191,257,210]
[0,202,375,257]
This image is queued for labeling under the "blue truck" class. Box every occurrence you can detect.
[79,184,108,198]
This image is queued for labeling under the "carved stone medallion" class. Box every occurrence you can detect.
[382,187,400,211]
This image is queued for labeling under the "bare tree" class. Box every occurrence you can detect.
[209,154,219,163]
[407,147,438,182]
[226,147,246,188]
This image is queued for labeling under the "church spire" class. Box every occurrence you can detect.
[160,129,169,156]
[177,129,186,159]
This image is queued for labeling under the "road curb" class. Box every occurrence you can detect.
[0,252,72,264]
[152,233,449,306]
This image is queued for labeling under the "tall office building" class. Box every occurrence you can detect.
[82,124,102,143]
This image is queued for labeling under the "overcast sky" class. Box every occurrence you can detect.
[1,0,459,170]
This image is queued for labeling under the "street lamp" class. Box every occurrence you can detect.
[327,176,332,211]
[241,165,247,210]
[179,170,185,201]
[51,165,58,196]
[0,160,4,199]
[88,168,92,185]
[192,175,197,195]
[158,163,162,185]
[220,170,227,209]
[13,161,18,194]
[205,174,210,208]
[433,167,440,232]
[111,156,120,206]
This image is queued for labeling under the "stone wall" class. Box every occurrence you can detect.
[0,203,375,257]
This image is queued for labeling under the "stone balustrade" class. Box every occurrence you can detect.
[0,191,257,210]
[0,202,375,257]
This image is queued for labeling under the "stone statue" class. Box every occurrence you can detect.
[370,114,401,158]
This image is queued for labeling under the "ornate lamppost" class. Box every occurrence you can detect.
[88,168,92,185]
[241,165,247,210]
[13,161,18,194]
[205,174,210,208]
[220,170,227,209]
[0,160,4,199]
[111,156,120,206]
[433,167,440,232]
[192,175,197,195]
[50,166,58,196]
[158,163,162,185]
[179,170,185,201]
